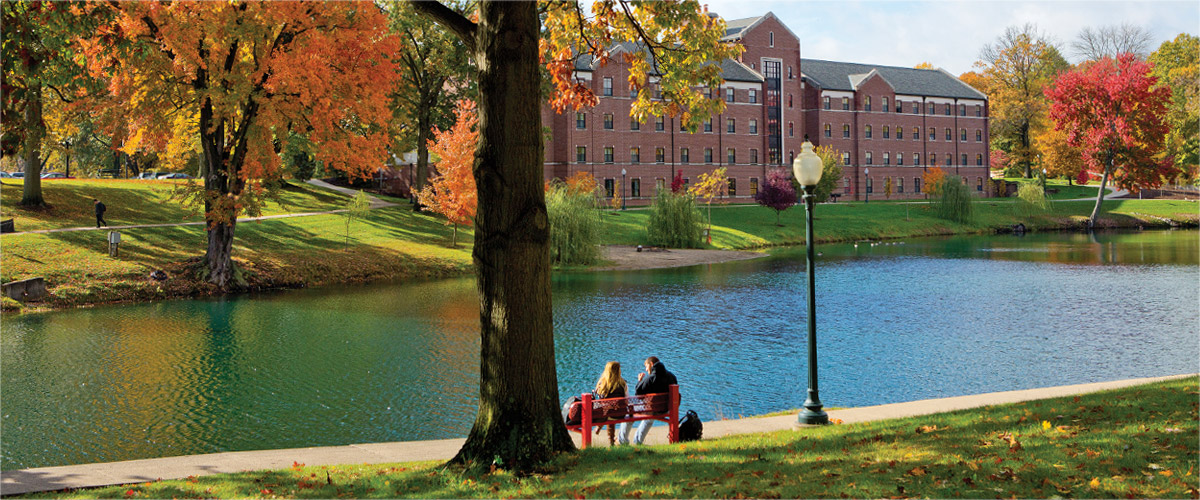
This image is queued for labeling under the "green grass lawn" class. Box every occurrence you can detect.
[600,198,1199,250]
[26,376,1198,499]
[0,179,353,231]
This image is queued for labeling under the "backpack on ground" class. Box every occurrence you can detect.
[678,409,702,441]
[562,396,583,425]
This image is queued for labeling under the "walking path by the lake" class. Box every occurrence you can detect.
[2,373,1192,496]
[1,180,397,236]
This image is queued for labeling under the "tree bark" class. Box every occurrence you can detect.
[1088,151,1114,229]
[20,83,45,206]
[413,108,432,211]
[421,0,574,471]
[199,96,239,290]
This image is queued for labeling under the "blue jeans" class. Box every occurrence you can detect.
[617,419,654,445]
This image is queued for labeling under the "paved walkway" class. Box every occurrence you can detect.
[1,180,399,236]
[2,373,1192,495]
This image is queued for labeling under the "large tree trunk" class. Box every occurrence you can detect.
[20,83,45,206]
[1019,120,1032,178]
[198,97,238,290]
[413,109,432,211]
[449,0,573,470]
[1088,152,1114,229]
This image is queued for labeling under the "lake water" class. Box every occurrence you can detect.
[2,230,1196,470]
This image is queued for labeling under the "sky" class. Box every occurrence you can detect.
[699,0,1200,75]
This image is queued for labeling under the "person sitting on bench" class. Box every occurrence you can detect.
[618,356,677,445]
[593,361,628,446]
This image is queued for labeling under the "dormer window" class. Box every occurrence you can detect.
[769,32,774,47]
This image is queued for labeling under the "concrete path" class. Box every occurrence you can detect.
[2,373,1192,495]
[1,180,399,236]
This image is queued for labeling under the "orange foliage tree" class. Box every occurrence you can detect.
[1034,126,1087,184]
[417,100,478,247]
[77,1,400,289]
[922,167,949,200]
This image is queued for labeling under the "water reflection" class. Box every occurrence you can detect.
[2,230,1196,470]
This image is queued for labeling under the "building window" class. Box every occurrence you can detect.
[842,97,849,110]
[945,128,952,141]
[976,129,983,142]
[726,87,735,102]
[604,146,614,163]
[961,153,968,165]
[728,178,737,196]
[960,128,967,142]
[960,104,966,116]
[866,151,873,165]
[866,176,873,193]
[882,97,889,113]
[604,113,614,130]
[631,118,640,131]
[930,153,937,165]
[824,96,831,110]
[769,32,774,47]
[947,154,954,166]
[843,177,850,191]
[865,125,872,139]
[883,126,890,139]
[653,85,662,99]
[843,124,851,138]
[897,152,904,165]
[603,77,613,97]
[630,84,638,98]
[897,177,904,193]
[704,87,712,99]
[631,147,641,163]
[749,119,758,135]
[842,152,850,165]
[750,148,758,164]
[977,154,983,166]
[727,118,736,134]
[915,177,922,193]
[656,178,665,190]
[704,148,713,163]
[788,94,793,108]
[883,152,890,165]
[605,178,614,197]
[913,101,919,113]
[704,119,713,133]
[789,150,794,165]
[927,103,935,115]
[913,153,920,165]
[576,146,586,163]
[680,121,687,132]
[655,147,665,163]
[631,178,641,198]
[655,116,665,131]
[576,113,586,129]
[824,123,832,138]
[750,177,759,196]
[680,147,689,163]
[976,104,982,117]
[788,66,793,79]
[896,99,903,113]
[914,127,920,140]
[977,177,984,191]
[897,127,904,139]
[865,96,872,111]
[749,89,758,103]
[945,104,951,115]
[788,122,794,137]
[929,127,936,140]
[727,148,736,164]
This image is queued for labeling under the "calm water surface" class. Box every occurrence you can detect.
[2,230,1196,469]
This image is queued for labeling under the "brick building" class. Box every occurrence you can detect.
[541,12,989,204]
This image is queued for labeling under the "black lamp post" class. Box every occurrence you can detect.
[61,139,72,178]
[864,166,870,204]
[621,168,627,210]
[793,141,829,426]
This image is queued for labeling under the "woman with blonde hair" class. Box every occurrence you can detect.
[593,361,628,446]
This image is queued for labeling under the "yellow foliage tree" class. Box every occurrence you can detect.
[689,166,728,241]
[1034,126,1086,185]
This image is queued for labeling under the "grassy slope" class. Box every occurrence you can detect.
[0,179,350,231]
[600,198,1199,250]
[26,377,1198,499]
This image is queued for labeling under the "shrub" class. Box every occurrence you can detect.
[754,169,796,225]
[935,176,973,224]
[646,188,703,248]
[1015,182,1050,217]
[546,182,602,265]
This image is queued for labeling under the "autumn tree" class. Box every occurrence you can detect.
[689,166,728,238]
[1046,53,1174,227]
[386,0,474,211]
[1034,126,1087,185]
[409,0,738,470]
[417,100,478,247]
[922,166,948,200]
[883,176,893,199]
[754,169,796,225]
[1148,34,1200,182]
[79,1,400,289]
[914,61,936,70]
[1071,23,1154,61]
[977,24,1070,177]
[2,1,106,205]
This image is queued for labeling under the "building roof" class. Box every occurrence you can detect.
[801,59,987,100]
[720,12,798,44]
[573,41,762,83]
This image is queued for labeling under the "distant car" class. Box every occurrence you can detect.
[41,172,67,179]
[0,172,11,178]
[157,173,192,179]
[12,172,24,178]
[134,172,159,179]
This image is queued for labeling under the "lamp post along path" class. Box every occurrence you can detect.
[793,141,829,425]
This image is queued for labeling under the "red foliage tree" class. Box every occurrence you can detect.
[754,169,797,225]
[417,100,478,247]
[670,169,685,193]
[1045,53,1175,227]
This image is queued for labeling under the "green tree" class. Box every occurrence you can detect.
[546,182,601,265]
[1148,34,1200,181]
[410,0,738,469]
[792,145,843,202]
[976,24,1071,178]
[343,190,372,248]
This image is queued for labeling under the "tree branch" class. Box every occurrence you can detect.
[409,0,475,52]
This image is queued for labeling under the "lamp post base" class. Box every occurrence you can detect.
[797,392,828,425]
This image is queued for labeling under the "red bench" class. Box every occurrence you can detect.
[565,384,680,448]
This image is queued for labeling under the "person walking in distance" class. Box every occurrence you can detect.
[618,356,677,445]
[94,199,108,228]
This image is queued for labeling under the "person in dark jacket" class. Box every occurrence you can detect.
[94,199,107,228]
[618,356,678,445]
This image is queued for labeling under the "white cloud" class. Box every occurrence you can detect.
[701,0,1199,75]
